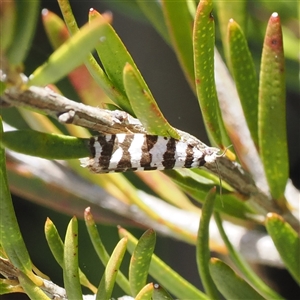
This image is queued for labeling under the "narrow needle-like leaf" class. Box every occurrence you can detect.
[258,13,288,201]
[28,17,110,87]
[214,212,284,299]
[6,1,39,65]
[193,0,230,148]
[45,218,97,293]
[196,187,219,299]
[129,229,156,296]
[84,208,131,295]
[228,19,259,147]
[118,227,209,300]
[123,63,180,138]
[266,213,300,284]
[209,258,265,300]
[161,1,195,89]
[215,0,247,64]
[18,272,50,300]
[96,238,127,300]
[135,283,154,300]
[63,217,82,299]
[2,130,90,159]
[0,118,38,284]
[153,283,174,300]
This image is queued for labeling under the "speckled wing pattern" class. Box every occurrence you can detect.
[80,133,220,173]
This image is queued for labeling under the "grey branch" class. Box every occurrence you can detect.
[0,256,132,299]
[0,256,67,299]
[2,85,145,134]
[2,82,299,231]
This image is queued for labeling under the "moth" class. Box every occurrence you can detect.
[80,133,222,173]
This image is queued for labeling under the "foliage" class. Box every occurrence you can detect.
[0,0,299,299]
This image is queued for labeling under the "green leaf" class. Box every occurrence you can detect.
[96,238,128,300]
[228,19,259,147]
[135,283,154,300]
[0,279,24,295]
[214,212,284,299]
[123,63,180,138]
[28,17,109,87]
[0,1,17,52]
[44,218,97,293]
[129,229,156,296]
[153,283,174,300]
[42,9,110,108]
[89,9,142,115]
[215,0,247,65]
[84,53,131,112]
[193,0,230,148]
[196,187,219,299]
[56,0,79,34]
[118,227,209,300]
[0,119,33,277]
[161,1,195,88]
[136,1,170,44]
[266,213,300,284]
[6,1,40,65]
[44,218,64,267]
[42,9,69,50]
[84,208,131,295]
[55,4,131,112]
[258,13,288,200]
[63,217,82,299]
[209,258,265,299]
[166,169,255,220]
[2,130,90,159]
[18,272,50,300]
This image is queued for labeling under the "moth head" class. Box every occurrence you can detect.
[204,147,221,163]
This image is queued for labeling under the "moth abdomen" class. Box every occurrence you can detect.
[80,133,220,173]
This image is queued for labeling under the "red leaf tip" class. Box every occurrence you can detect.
[270,12,280,24]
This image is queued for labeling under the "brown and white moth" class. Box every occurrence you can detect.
[80,133,221,173]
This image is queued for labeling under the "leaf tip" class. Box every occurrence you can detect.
[84,207,93,222]
[209,257,220,266]
[266,212,283,221]
[45,217,53,227]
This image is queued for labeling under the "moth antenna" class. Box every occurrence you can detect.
[214,145,232,207]
[214,159,224,207]
[216,144,233,158]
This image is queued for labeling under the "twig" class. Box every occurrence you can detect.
[0,255,123,299]
[1,85,145,135]
[0,256,67,299]
[1,75,299,231]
